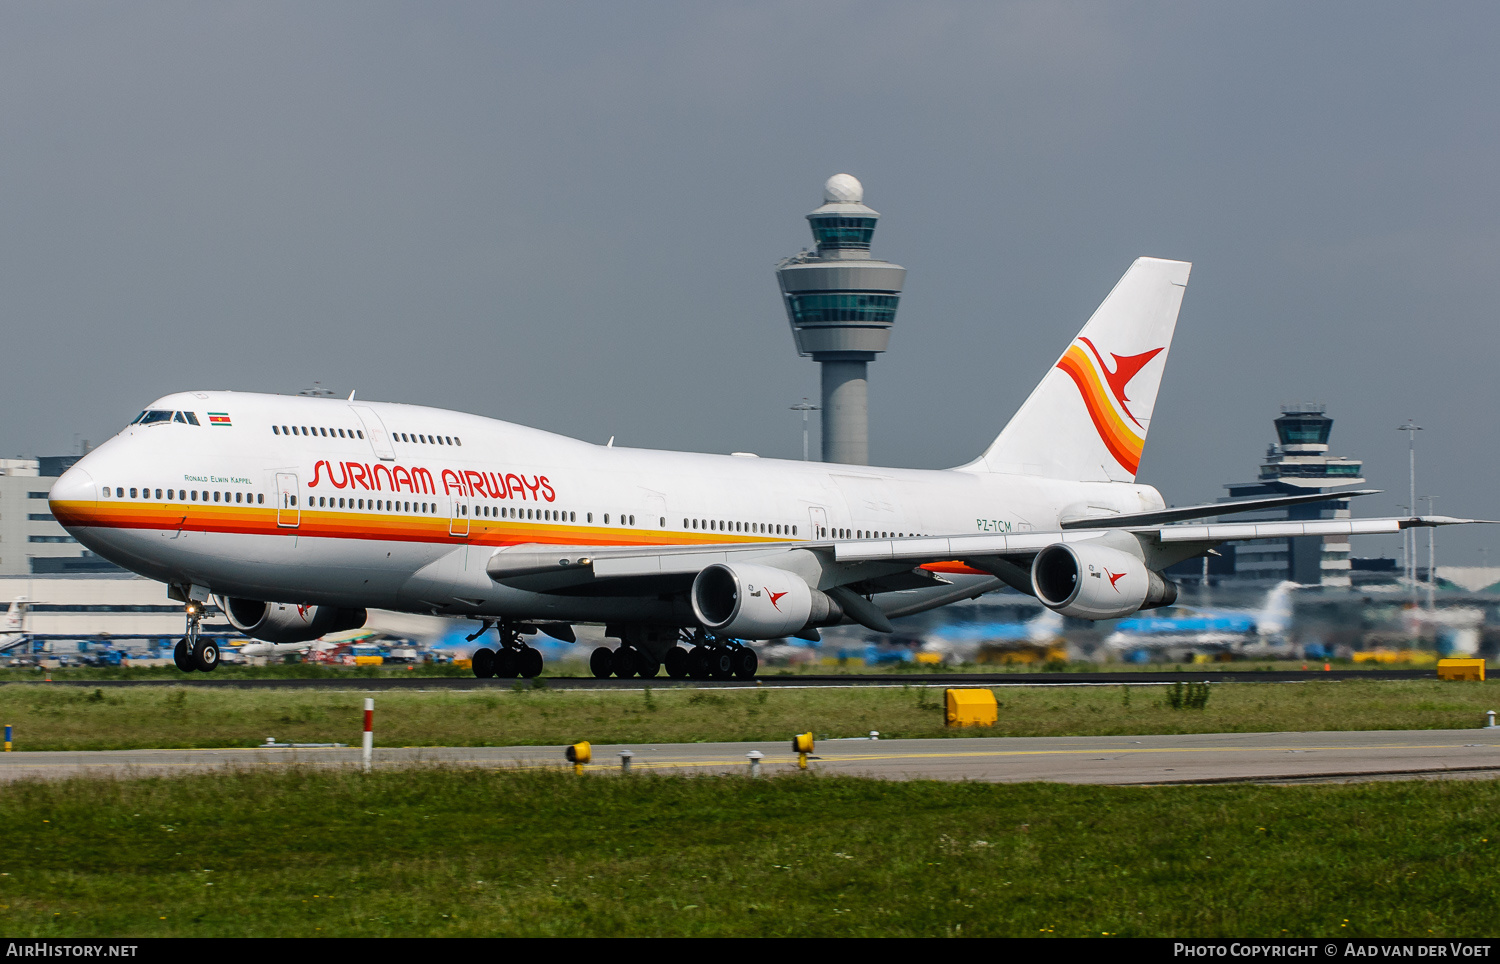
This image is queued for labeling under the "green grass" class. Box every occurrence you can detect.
[0,679,1493,751]
[0,768,1495,937]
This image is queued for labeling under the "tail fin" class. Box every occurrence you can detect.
[1256,581,1299,635]
[4,598,26,632]
[965,257,1191,481]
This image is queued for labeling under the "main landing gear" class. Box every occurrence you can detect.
[471,622,544,679]
[173,600,220,673]
[590,629,757,680]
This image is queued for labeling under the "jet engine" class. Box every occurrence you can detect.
[690,563,839,639]
[1030,543,1177,620]
[221,597,367,644]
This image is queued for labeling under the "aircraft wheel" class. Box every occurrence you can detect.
[637,654,661,679]
[494,648,520,679]
[518,647,543,679]
[687,646,711,680]
[732,647,758,679]
[589,647,614,678]
[472,647,496,678]
[191,638,220,673]
[708,647,735,680]
[173,638,196,673]
[664,646,690,679]
[613,646,637,679]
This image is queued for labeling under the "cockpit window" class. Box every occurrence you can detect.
[172,411,201,425]
[136,410,174,425]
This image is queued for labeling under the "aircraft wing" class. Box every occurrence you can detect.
[488,515,1486,594]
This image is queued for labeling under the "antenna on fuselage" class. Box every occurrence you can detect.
[606,436,615,448]
[348,390,356,400]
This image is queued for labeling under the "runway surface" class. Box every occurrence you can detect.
[0,668,1436,690]
[3,729,1497,785]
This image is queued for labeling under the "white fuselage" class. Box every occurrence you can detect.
[50,390,1167,624]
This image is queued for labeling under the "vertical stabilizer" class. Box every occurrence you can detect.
[967,257,1191,481]
[1256,581,1299,636]
[4,598,24,632]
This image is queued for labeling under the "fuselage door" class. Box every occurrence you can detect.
[350,405,397,461]
[449,495,470,538]
[808,506,829,539]
[276,473,300,528]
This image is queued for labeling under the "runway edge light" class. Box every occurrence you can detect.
[946,689,998,727]
[792,732,814,770]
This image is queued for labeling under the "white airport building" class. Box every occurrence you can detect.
[0,457,124,576]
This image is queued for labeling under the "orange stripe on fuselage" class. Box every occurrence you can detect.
[50,501,790,551]
[54,501,994,583]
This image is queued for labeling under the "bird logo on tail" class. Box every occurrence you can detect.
[1055,337,1165,475]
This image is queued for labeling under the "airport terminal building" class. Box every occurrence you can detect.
[0,457,124,576]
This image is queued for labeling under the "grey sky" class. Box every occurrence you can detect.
[3,3,1496,563]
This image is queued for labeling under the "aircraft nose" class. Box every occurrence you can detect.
[48,462,99,521]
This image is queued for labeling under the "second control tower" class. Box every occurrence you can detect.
[776,174,906,465]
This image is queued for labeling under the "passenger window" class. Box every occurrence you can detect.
[273,426,280,435]
[155,489,162,499]
[236,493,243,503]
[166,490,174,500]
[455,438,461,446]
[115,487,123,497]
[258,494,264,505]
[357,431,364,439]
[603,513,610,524]
[130,488,137,498]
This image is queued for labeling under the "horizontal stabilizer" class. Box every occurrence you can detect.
[1059,489,1380,529]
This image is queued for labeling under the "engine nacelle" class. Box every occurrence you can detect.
[691,563,836,639]
[221,597,367,644]
[1030,543,1177,620]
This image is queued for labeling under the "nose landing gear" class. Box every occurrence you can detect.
[174,601,220,672]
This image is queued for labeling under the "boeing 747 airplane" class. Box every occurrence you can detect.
[48,257,1477,679]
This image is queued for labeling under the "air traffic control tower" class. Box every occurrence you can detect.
[776,174,906,465]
